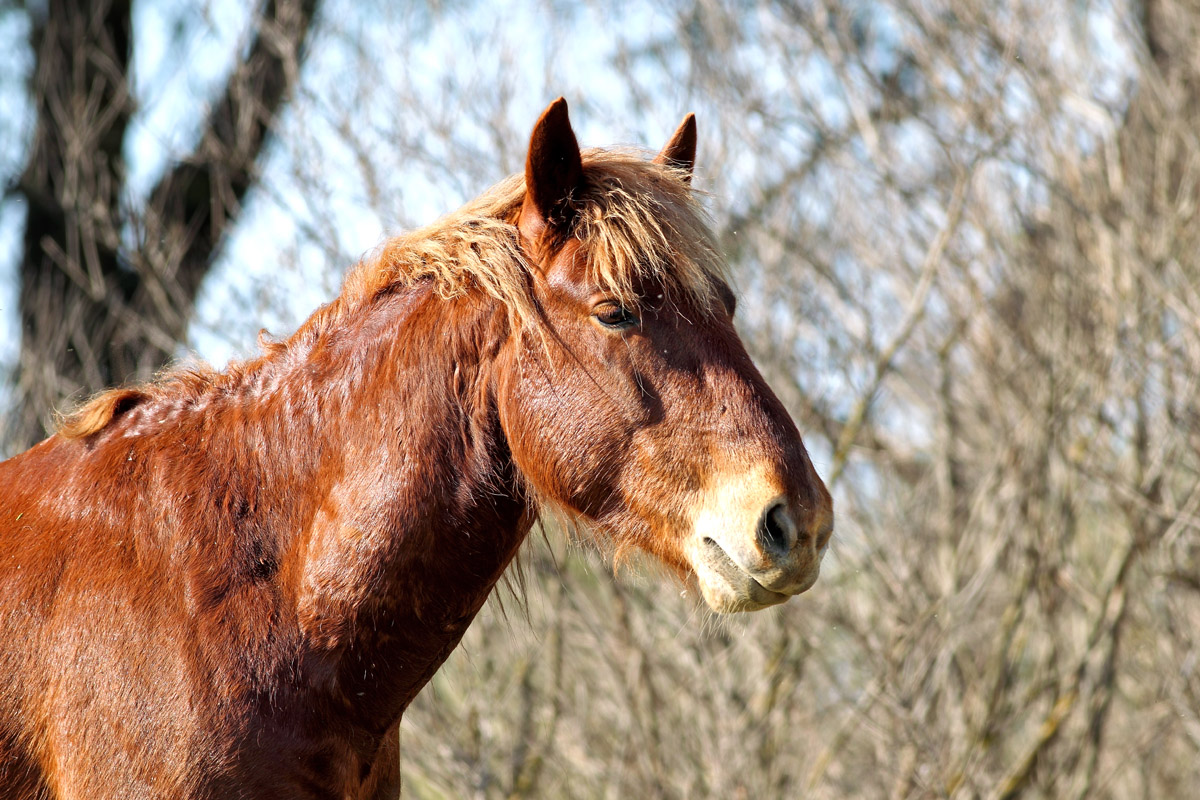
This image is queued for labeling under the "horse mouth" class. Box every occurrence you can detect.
[692,537,792,613]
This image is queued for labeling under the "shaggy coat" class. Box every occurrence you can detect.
[0,99,832,798]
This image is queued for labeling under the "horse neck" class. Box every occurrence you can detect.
[273,286,534,722]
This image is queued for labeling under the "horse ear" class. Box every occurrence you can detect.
[524,97,584,230]
[653,113,697,183]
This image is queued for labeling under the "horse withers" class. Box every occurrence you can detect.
[0,99,832,798]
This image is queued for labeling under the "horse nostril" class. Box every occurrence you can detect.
[757,501,794,554]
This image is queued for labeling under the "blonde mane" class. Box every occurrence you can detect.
[59,148,727,439]
[341,148,724,321]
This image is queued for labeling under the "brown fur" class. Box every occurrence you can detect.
[0,100,830,798]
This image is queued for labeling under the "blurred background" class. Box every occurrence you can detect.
[2,0,1198,796]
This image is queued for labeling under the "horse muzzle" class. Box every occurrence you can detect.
[685,464,832,613]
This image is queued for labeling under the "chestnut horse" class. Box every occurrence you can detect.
[0,99,832,798]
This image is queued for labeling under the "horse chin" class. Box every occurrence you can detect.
[689,537,799,613]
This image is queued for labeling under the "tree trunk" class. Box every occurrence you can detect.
[10,0,318,452]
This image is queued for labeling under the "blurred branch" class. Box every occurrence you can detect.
[829,164,971,486]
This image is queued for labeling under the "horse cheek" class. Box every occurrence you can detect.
[495,355,606,512]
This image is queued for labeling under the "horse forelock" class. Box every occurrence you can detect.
[570,150,726,311]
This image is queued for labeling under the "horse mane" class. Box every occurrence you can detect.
[58,148,726,439]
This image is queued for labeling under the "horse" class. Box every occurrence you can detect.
[0,98,833,799]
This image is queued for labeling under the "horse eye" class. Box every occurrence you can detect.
[594,304,640,330]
